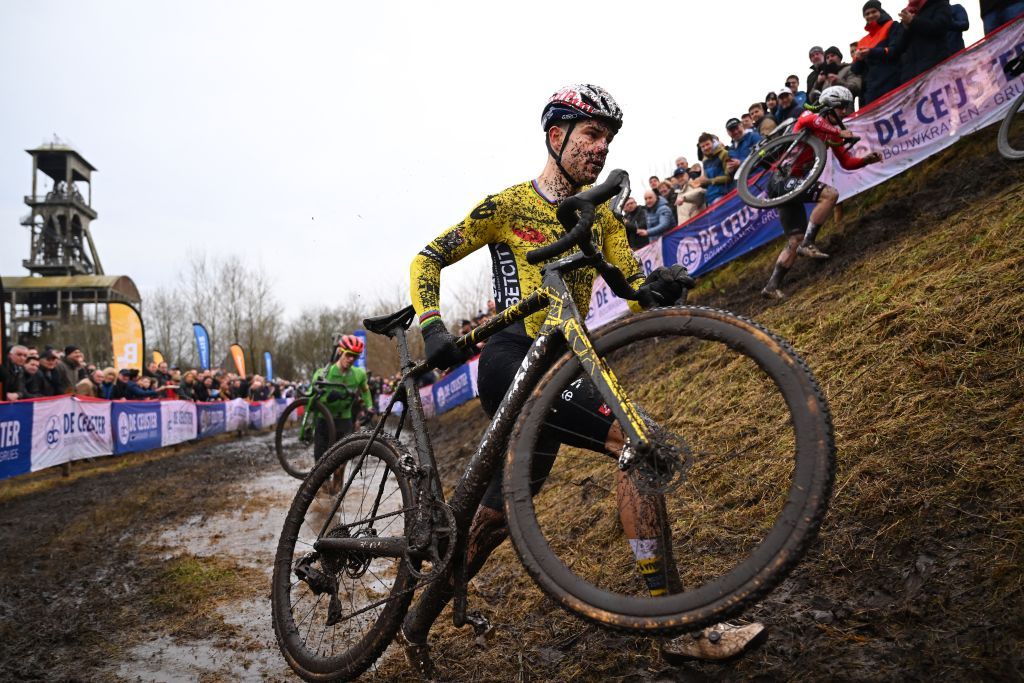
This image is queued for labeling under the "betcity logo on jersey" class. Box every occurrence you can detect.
[492,244,521,307]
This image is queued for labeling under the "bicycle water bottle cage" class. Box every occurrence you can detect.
[363,305,417,338]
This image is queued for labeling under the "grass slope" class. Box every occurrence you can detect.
[378,128,1023,681]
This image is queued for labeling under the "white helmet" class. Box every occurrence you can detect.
[819,85,854,109]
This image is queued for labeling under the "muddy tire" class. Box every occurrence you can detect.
[272,434,417,681]
[276,397,335,479]
[997,91,1024,160]
[504,307,835,635]
[736,132,828,208]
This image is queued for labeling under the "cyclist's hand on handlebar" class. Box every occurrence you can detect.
[326,390,344,402]
[864,151,882,164]
[422,322,465,371]
[637,265,696,309]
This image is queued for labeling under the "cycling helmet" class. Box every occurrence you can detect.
[819,86,854,110]
[338,334,364,355]
[542,84,623,188]
[541,84,624,133]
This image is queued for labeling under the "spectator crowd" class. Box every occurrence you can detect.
[1,343,297,404]
[620,0,1007,247]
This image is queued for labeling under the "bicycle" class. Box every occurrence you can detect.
[735,103,860,208]
[270,170,836,681]
[274,379,371,479]
[997,54,1024,160]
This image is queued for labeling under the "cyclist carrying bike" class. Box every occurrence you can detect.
[401,84,763,677]
[309,335,372,462]
[761,85,883,300]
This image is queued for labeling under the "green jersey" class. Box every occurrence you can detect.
[311,363,371,419]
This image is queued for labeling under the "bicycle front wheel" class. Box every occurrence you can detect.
[504,307,835,634]
[272,434,417,681]
[276,397,335,479]
[997,91,1024,160]
[736,132,828,208]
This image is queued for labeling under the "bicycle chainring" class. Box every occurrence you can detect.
[406,499,457,582]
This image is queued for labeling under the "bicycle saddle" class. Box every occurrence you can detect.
[364,305,417,338]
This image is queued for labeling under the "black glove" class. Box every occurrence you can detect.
[326,390,344,402]
[636,265,696,309]
[422,322,466,371]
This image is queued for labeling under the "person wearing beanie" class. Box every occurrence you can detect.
[806,46,828,101]
[851,1,906,106]
[58,345,86,392]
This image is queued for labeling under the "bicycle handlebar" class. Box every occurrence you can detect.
[525,169,631,265]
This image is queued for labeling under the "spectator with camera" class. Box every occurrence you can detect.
[784,75,809,108]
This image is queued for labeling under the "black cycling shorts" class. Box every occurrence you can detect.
[476,329,614,511]
[769,177,828,236]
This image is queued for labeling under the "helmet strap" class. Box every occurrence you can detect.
[546,121,584,189]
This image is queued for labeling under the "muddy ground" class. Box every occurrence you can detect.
[1,132,1022,682]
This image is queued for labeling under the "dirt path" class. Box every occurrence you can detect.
[0,431,304,682]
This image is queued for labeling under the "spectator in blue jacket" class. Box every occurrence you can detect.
[695,133,738,205]
[640,190,675,239]
[725,117,762,162]
[981,0,1024,34]
[116,369,162,399]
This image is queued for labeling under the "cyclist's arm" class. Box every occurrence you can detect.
[805,115,870,171]
[358,370,372,412]
[410,195,500,323]
[602,211,645,314]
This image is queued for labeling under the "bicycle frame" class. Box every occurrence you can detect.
[311,250,653,621]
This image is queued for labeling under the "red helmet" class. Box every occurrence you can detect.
[338,334,364,355]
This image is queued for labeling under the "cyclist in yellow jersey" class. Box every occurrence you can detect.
[402,84,763,677]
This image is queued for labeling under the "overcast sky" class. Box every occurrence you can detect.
[0,1,985,321]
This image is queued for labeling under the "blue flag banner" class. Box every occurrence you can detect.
[193,322,211,371]
[264,351,274,382]
[354,331,367,369]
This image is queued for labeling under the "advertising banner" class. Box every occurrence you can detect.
[274,398,289,422]
[193,323,211,371]
[31,397,113,471]
[585,241,665,329]
[353,331,367,369]
[112,401,162,455]
[659,18,1024,279]
[660,199,782,277]
[264,351,273,382]
[109,302,144,372]
[824,18,1024,198]
[225,398,249,431]
[152,351,164,365]
[160,401,197,446]
[0,401,33,479]
[197,402,226,439]
[247,400,276,429]
[229,343,246,377]
[432,364,474,414]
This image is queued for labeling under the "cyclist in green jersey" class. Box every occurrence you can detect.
[309,334,372,462]
[401,84,764,678]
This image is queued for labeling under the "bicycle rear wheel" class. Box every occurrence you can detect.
[504,307,835,634]
[272,434,417,680]
[276,397,335,479]
[736,132,828,208]
[997,91,1024,160]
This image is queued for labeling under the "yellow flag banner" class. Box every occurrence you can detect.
[152,350,164,365]
[109,302,144,371]
[229,343,246,376]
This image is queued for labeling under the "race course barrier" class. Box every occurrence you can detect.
[0,396,289,482]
